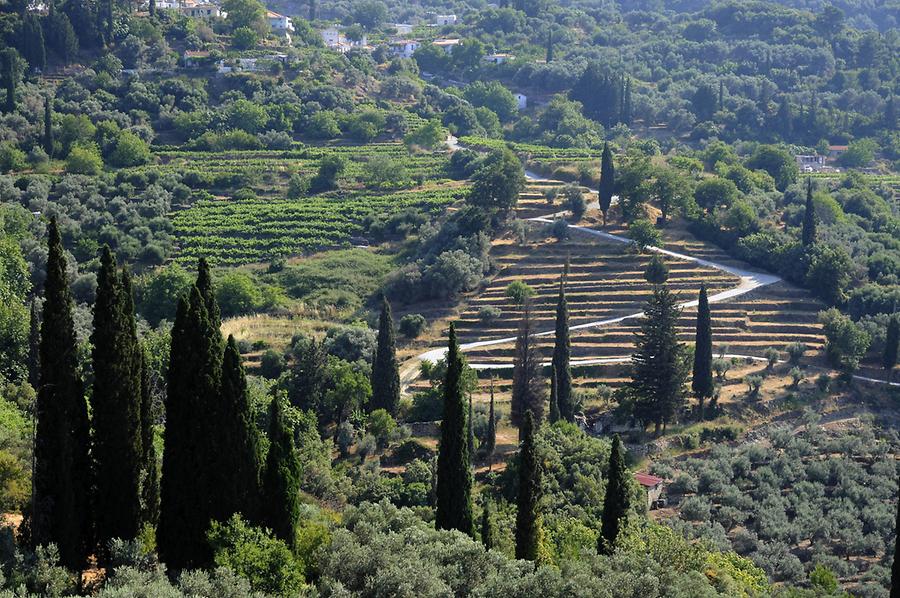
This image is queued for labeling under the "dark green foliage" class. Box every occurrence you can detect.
[481,499,493,550]
[261,397,301,548]
[511,302,544,429]
[44,11,79,63]
[435,324,474,536]
[3,49,18,114]
[139,349,159,527]
[159,266,224,570]
[514,411,542,562]
[43,96,53,157]
[801,178,816,247]
[33,218,91,569]
[370,297,400,415]
[628,285,689,436]
[545,29,553,63]
[570,64,621,127]
[552,272,573,422]
[285,336,327,420]
[598,435,629,555]
[548,364,560,424]
[691,284,714,419]
[216,336,262,524]
[644,254,669,285]
[196,257,221,332]
[467,148,525,215]
[598,143,615,226]
[468,393,475,461]
[21,15,45,72]
[892,489,900,598]
[91,248,143,553]
[484,378,496,462]
[884,315,899,372]
[27,301,39,389]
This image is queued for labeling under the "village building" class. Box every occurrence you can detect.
[392,23,414,35]
[795,154,825,172]
[515,93,527,110]
[635,473,665,510]
[827,144,849,159]
[433,38,460,54]
[267,11,294,34]
[434,14,457,26]
[391,40,421,59]
[181,3,222,18]
[484,53,514,65]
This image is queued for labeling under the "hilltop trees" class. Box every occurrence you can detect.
[32,218,91,570]
[370,297,400,415]
[692,284,714,419]
[435,324,474,536]
[598,143,615,226]
[514,411,542,562]
[91,247,143,554]
[599,435,629,555]
[628,285,689,436]
[552,270,573,422]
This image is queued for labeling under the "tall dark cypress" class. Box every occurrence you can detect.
[3,49,17,114]
[514,411,542,562]
[892,487,900,598]
[802,178,816,247]
[598,435,629,555]
[91,248,143,554]
[196,257,221,333]
[33,218,91,570]
[43,96,53,157]
[511,301,544,431]
[148,0,155,17]
[261,397,301,547]
[485,378,496,468]
[216,335,262,523]
[139,349,159,528]
[552,270,573,422]
[548,364,560,424]
[158,277,223,570]
[545,29,553,63]
[27,301,40,389]
[691,284,714,420]
[481,499,494,550]
[884,315,899,373]
[435,324,474,536]
[369,297,400,415]
[467,392,475,464]
[599,143,615,226]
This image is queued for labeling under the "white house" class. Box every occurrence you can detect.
[392,39,420,59]
[155,0,179,9]
[321,26,342,47]
[267,10,294,33]
[515,93,527,110]
[432,38,459,54]
[434,14,457,25]
[321,25,368,53]
[484,53,514,65]
[392,23,413,35]
[181,4,222,18]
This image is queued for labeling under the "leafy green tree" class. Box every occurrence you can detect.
[691,284,713,419]
[598,143,615,226]
[231,26,258,50]
[33,218,91,569]
[91,248,143,555]
[66,143,103,175]
[691,83,717,122]
[628,285,689,435]
[838,139,878,168]
[2,49,21,114]
[511,302,544,429]
[435,323,474,536]
[598,435,629,555]
[309,155,345,193]
[215,271,261,318]
[108,131,151,167]
[370,297,400,416]
[222,0,265,29]
[468,148,525,215]
[819,308,870,373]
[883,315,899,372]
[216,336,261,523]
[404,119,446,150]
[514,411,542,562]
[746,145,798,191]
[652,167,690,225]
[570,64,620,127]
[694,178,737,214]
[801,178,816,247]
[261,397,301,548]
[463,81,517,122]
[505,280,534,305]
[21,14,46,72]
[804,243,853,305]
[628,219,662,252]
[552,270,573,422]
[351,0,387,29]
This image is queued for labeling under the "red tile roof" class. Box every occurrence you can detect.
[634,472,664,487]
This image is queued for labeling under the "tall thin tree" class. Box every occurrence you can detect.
[43,95,53,157]
[691,284,714,420]
[552,268,573,421]
[27,301,40,389]
[548,364,560,423]
[139,349,159,527]
[33,218,91,570]
[261,397,301,548]
[598,435,629,555]
[802,177,817,247]
[514,411,542,562]
[511,301,545,431]
[599,143,615,226]
[370,297,400,415]
[545,29,553,63]
[481,499,494,550]
[435,324,474,536]
[91,248,143,555]
[892,485,900,598]
[485,377,496,469]
[884,315,899,374]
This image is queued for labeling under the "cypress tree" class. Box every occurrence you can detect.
[598,435,629,555]
[149,0,155,17]
[435,323,474,536]
[514,411,542,562]
[628,285,688,436]
[196,257,221,333]
[511,301,544,431]
[548,364,560,423]
[27,301,40,389]
[468,392,475,464]
[884,315,899,373]
[691,284,714,420]
[22,14,46,72]
[139,349,159,528]
[485,378,496,469]
[718,80,724,112]
[545,29,553,63]
[33,218,91,570]
[261,397,301,547]
[552,270,573,422]
[802,178,816,247]
[892,487,900,598]
[43,96,53,157]
[215,336,262,523]
[481,499,494,550]
[3,49,18,114]
[370,297,400,415]
[599,143,615,226]
[91,248,143,554]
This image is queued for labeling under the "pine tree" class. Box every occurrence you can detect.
[33,218,91,570]
[511,301,545,431]
[43,95,53,157]
[628,285,689,436]
[22,14,46,72]
[620,77,632,125]
[514,411,542,562]
[802,178,816,247]
[884,315,899,373]
[598,435,629,555]
[599,143,615,226]
[718,80,724,112]
[435,324,474,536]
[548,364,560,423]
[261,397,301,548]
[91,248,143,554]
[481,499,494,550]
[286,336,328,423]
[545,29,553,63]
[691,284,714,420]
[216,336,262,524]
[485,378,496,468]
[27,301,40,389]
[45,11,79,64]
[552,270,573,422]
[370,297,400,415]
[149,0,155,17]
[139,349,159,527]
[3,49,18,114]
[775,97,793,140]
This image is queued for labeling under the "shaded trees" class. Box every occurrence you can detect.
[514,411,542,562]
[552,270,573,422]
[691,284,714,419]
[598,143,615,226]
[370,297,400,415]
[598,435,629,555]
[511,302,544,430]
[261,397,301,548]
